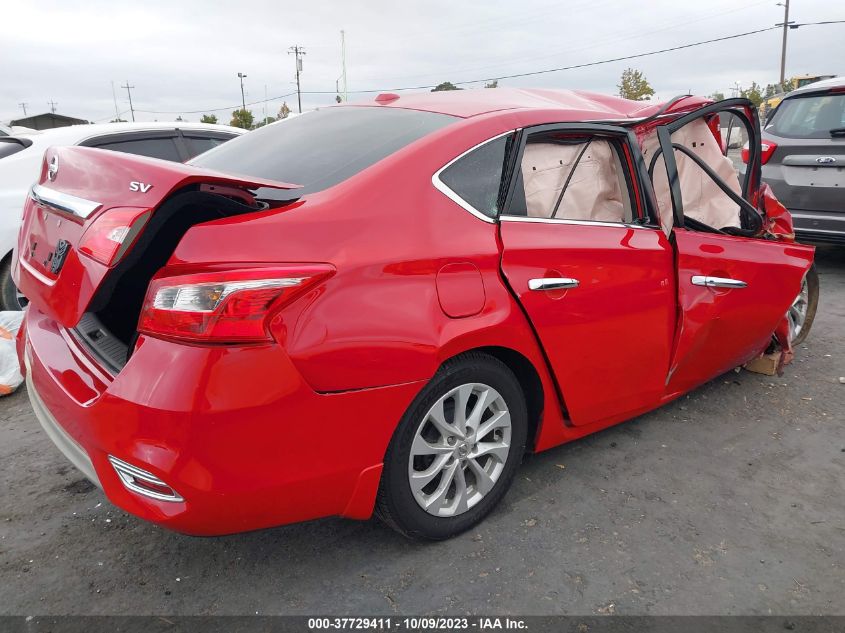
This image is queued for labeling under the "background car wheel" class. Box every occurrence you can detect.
[0,257,26,311]
[789,264,819,347]
[376,352,527,540]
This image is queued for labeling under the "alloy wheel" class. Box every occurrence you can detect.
[408,383,511,517]
[787,275,809,343]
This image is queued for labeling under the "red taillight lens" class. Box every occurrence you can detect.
[741,141,778,165]
[138,265,334,343]
[79,208,151,266]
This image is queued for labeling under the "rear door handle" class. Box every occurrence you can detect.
[528,278,580,291]
[691,275,747,288]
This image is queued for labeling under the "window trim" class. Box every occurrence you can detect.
[431,130,515,224]
[500,122,654,226]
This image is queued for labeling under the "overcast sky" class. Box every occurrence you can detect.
[2,0,844,124]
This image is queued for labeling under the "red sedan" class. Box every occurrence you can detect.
[14,89,816,540]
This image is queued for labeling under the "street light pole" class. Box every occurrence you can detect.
[237,73,247,112]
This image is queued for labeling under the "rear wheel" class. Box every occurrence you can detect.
[788,264,819,347]
[376,353,527,540]
[0,257,26,311]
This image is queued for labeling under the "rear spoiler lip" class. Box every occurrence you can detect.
[30,183,103,219]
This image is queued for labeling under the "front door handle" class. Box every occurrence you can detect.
[691,275,747,288]
[528,277,580,291]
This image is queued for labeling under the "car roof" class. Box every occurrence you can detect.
[786,76,844,97]
[347,87,680,120]
[12,121,244,146]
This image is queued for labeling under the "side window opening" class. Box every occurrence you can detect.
[506,132,634,223]
[437,133,513,219]
[644,112,760,236]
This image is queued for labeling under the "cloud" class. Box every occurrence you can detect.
[2,0,843,123]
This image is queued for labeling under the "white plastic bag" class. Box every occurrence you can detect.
[0,311,25,395]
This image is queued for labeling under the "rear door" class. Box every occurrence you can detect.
[649,99,814,396]
[496,123,676,426]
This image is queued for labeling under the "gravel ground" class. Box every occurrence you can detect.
[0,246,843,616]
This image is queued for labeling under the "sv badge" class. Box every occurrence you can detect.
[129,181,153,193]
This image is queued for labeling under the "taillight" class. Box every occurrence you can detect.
[741,141,777,165]
[137,265,334,343]
[79,208,151,265]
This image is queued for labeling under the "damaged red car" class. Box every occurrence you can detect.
[14,89,817,540]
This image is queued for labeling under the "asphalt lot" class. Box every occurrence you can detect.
[0,246,843,616]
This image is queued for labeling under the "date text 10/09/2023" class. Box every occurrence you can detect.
[307,617,528,631]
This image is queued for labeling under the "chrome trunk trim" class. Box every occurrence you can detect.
[30,183,102,219]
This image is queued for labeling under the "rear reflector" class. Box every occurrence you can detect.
[108,455,183,502]
[741,141,777,165]
[79,208,151,266]
[138,265,335,343]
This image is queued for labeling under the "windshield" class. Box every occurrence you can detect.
[765,93,845,139]
[190,107,457,200]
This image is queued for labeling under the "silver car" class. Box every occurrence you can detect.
[756,77,845,243]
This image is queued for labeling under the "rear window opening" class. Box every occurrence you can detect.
[74,187,275,371]
[765,93,845,138]
[189,107,457,202]
[0,137,32,160]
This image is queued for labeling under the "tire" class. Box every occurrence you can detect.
[376,352,527,540]
[0,256,25,311]
[790,264,819,347]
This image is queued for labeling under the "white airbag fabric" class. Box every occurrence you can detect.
[643,119,742,234]
[521,140,627,222]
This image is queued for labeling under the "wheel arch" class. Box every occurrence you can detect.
[437,345,545,451]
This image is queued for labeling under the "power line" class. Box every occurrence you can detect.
[130,20,845,115]
[136,92,298,115]
[301,20,845,94]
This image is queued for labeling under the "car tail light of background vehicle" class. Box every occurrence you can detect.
[79,208,151,266]
[137,265,335,343]
[742,141,777,165]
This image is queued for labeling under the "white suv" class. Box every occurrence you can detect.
[0,121,244,309]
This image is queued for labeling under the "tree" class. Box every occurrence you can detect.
[432,81,462,92]
[278,102,291,119]
[230,108,254,129]
[485,80,498,89]
[709,91,726,102]
[254,116,276,128]
[617,68,655,101]
[740,82,764,108]
[110,118,127,123]
[200,114,218,124]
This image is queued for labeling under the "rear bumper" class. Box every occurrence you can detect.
[20,306,424,535]
[762,169,845,243]
[790,210,845,243]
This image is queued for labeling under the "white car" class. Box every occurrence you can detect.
[0,121,244,309]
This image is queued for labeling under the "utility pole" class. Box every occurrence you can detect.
[121,81,136,122]
[288,45,306,113]
[18,102,28,117]
[47,100,58,114]
[237,72,247,112]
[777,0,792,92]
[111,81,121,121]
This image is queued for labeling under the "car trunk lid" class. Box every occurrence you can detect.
[14,145,300,329]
